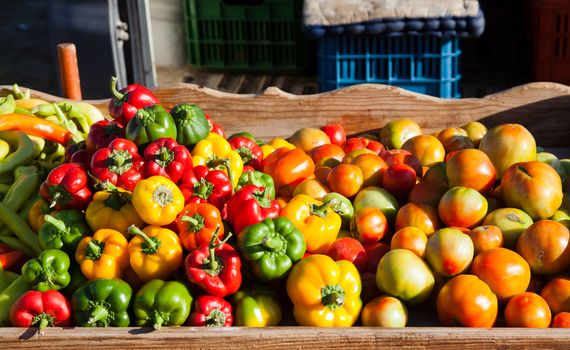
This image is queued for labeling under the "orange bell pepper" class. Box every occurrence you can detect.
[263,148,314,196]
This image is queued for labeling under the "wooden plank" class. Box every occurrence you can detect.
[1,82,570,146]
[1,327,570,349]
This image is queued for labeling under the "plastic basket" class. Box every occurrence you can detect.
[530,0,570,84]
[317,35,462,98]
[183,0,311,72]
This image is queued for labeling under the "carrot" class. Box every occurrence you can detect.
[0,113,71,144]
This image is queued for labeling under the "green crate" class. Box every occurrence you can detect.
[183,0,312,72]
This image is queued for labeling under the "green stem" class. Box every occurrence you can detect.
[43,215,68,233]
[180,213,205,232]
[87,305,109,325]
[128,225,159,253]
[311,200,334,219]
[262,235,284,252]
[153,312,164,330]
[205,308,227,327]
[86,240,104,260]
[110,76,125,101]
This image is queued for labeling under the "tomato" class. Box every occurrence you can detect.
[263,147,315,190]
[289,127,330,152]
[314,166,331,184]
[552,312,570,328]
[361,295,408,327]
[479,123,536,179]
[401,135,445,167]
[437,274,498,327]
[327,237,367,272]
[425,228,474,277]
[501,161,563,220]
[342,138,384,155]
[423,162,448,184]
[353,186,400,224]
[327,164,363,198]
[351,207,388,243]
[438,186,488,228]
[351,153,387,187]
[292,178,329,200]
[461,121,487,147]
[320,124,346,146]
[395,203,440,236]
[469,225,503,254]
[483,208,533,249]
[408,178,448,208]
[383,150,422,177]
[517,220,570,275]
[360,272,382,305]
[390,227,428,258]
[541,277,570,315]
[342,148,376,164]
[309,144,345,168]
[470,248,531,301]
[436,127,474,154]
[382,164,417,201]
[363,241,390,273]
[379,119,422,150]
[504,292,551,328]
[446,149,496,195]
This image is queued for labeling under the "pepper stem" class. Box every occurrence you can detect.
[205,308,227,327]
[87,305,109,325]
[153,311,165,330]
[43,215,68,233]
[310,200,334,219]
[321,284,346,310]
[128,225,160,254]
[86,240,104,260]
[181,213,205,232]
[32,313,54,335]
[49,192,61,209]
[204,226,232,274]
[261,235,284,252]
[110,76,125,101]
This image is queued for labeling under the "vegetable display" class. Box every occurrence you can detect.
[2,78,570,335]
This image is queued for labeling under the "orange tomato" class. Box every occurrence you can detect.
[342,148,376,164]
[401,135,445,167]
[351,207,388,243]
[423,162,448,184]
[289,127,330,152]
[263,147,315,190]
[395,203,440,236]
[408,178,448,208]
[383,149,423,177]
[390,227,428,258]
[469,225,503,254]
[438,186,488,228]
[504,292,551,328]
[437,274,498,327]
[314,166,332,184]
[309,144,345,167]
[436,127,474,153]
[540,277,570,315]
[351,153,387,187]
[292,178,330,200]
[552,312,570,328]
[461,121,487,147]
[446,149,496,195]
[470,248,531,301]
[327,164,363,198]
[361,295,408,327]
[517,220,570,275]
[425,228,474,277]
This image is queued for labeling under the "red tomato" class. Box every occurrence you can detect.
[363,241,390,273]
[343,138,384,155]
[309,144,345,168]
[327,237,367,272]
[395,203,440,236]
[382,163,417,201]
[320,124,346,146]
[327,164,363,198]
[540,277,570,315]
[384,149,423,177]
[408,178,448,208]
[552,312,570,328]
[351,154,387,187]
[504,292,551,328]
[351,207,388,243]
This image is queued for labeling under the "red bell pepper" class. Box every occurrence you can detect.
[205,114,226,139]
[86,120,125,154]
[39,163,92,210]
[142,138,192,183]
[187,295,233,327]
[343,137,384,154]
[0,243,25,270]
[90,138,144,191]
[320,124,346,146]
[229,136,263,171]
[64,141,91,166]
[185,229,242,297]
[179,165,232,212]
[226,184,280,234]
[108,77,159,126]
[9,290,71,334]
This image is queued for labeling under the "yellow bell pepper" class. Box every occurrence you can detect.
[280,194,341,253]
[191,136,243,188]
[75,228,130,280]
[286,254,362,326]
[85,187,144,236]
[27,198,52,232]
[132,176,184,226]
[127,225,183,282]
[260,138,296,158]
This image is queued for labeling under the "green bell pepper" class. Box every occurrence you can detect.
[62,264,88,298]
[126,104,177,145]
[133,279,193,329]
[236,170,276,199]
[233,286,282,326]
[238,217,306,281]
[322,192,354,229]
[169,103,210,147]
[72,278,132,327]
[21,249,70,292]
[38,210,91,254]
[0,95,15,115]
[0,276,31,326]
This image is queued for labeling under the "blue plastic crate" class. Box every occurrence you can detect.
[317,35,462,98]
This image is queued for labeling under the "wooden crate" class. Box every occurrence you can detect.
[1,82,570,349]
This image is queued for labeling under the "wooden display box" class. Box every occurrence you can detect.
[1,82,570,349]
